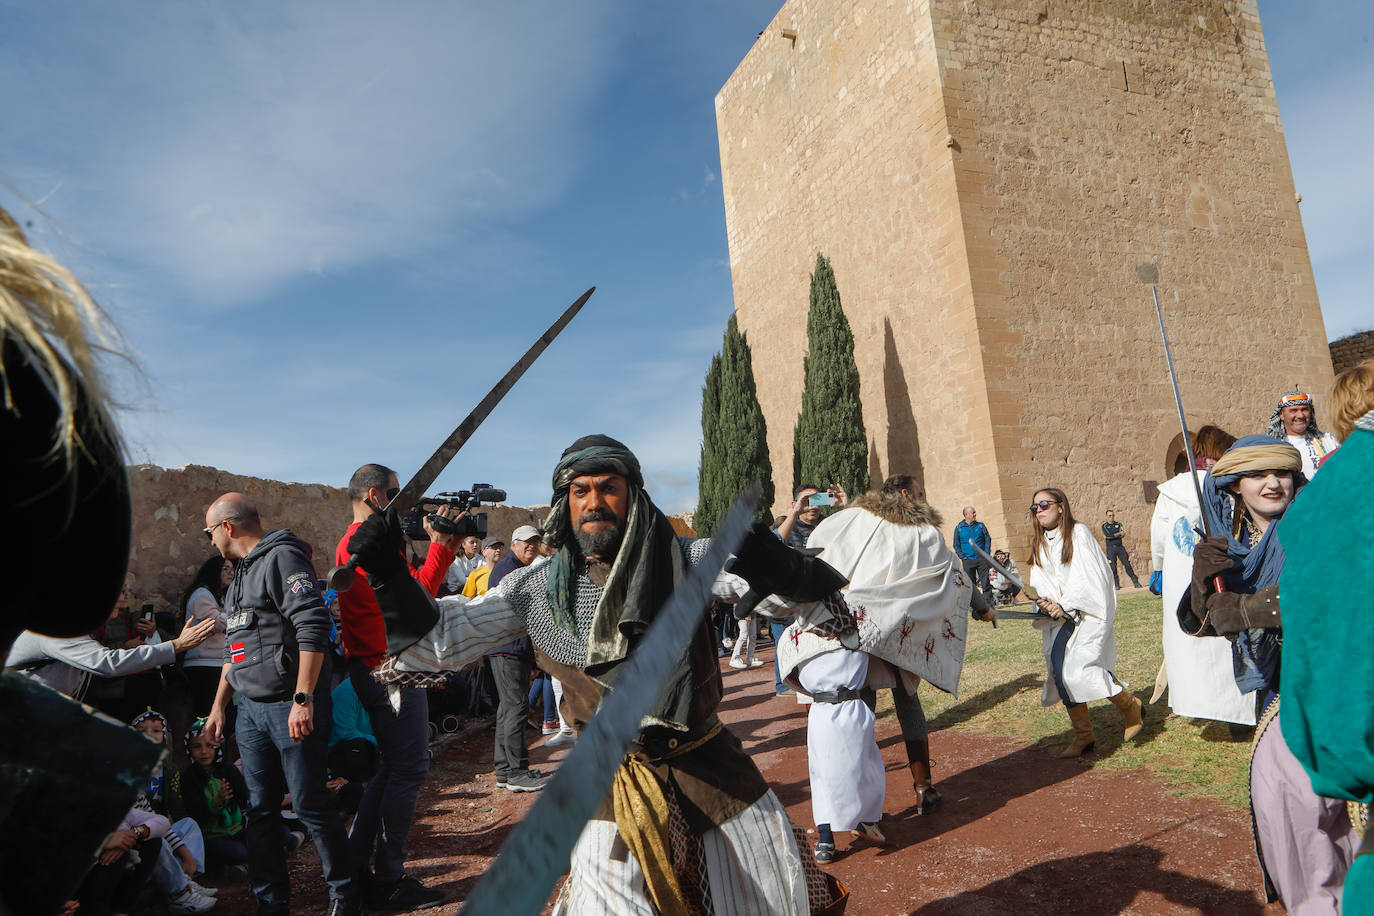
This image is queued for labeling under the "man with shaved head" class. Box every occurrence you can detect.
[203,493,359,916]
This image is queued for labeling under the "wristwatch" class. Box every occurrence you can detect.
[293,691,312,706]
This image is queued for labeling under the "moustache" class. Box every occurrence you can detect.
[577,509,620,525]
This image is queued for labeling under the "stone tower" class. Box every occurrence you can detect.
[715,0,1332,565]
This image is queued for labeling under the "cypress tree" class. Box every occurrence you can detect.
[697,351,724,535]
[793,253,870,499]
[697,315,775,534]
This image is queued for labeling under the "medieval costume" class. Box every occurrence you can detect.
[364,436,846,915]
[1185,436,1357,913]
[1149,469,1255,724]
[776,488,973,826]
[1028,516,1140,756]
[1265,390,1339,478]
[1279,408,1374,915]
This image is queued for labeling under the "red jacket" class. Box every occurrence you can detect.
[334,522,454,669]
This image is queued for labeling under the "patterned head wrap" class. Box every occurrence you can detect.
[1265,390,1325,440]
[130,707,167,732]
[541,435,683,675]
[183,717,223,764]
[1201,435,1304,693]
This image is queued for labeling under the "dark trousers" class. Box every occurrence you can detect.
[186,666,224,718]
[205,833,250,869]
[891,672,928,741]
[488,654,531,779]
[237,693,354,912]
[961,557,992,597]
[1048,616,1081,708]
[1105,542,1140,587]
[347,658,430,884]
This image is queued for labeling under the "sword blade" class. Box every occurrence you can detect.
[330,287,594,591]
[992,609,1049,621]
[459,485,761,916]
[969,542,1038,601]
[392,286,595,518]
[1148,279,1210,538]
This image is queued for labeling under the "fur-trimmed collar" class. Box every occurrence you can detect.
[851,490,943,528]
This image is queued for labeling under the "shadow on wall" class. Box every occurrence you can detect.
[883,317,924,493]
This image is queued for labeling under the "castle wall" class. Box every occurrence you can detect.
[716,0,1332,568]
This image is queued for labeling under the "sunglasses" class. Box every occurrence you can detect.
[1029,499,1060,513]
[202,516,240,540]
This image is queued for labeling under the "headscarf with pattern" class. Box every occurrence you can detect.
[1265,390,1328,440]
[542,435,683,677]
[183,717,223,765]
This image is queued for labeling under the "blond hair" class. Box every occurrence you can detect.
[1329,360,1374,441]
[0,206,123,465]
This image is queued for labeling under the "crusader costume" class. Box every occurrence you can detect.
[775,487,974,850]
[359,436,847,915]
[1184,436,1357,913]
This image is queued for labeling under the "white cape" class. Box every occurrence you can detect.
[777,506,972,697]
[1029,524,1120,706]
[1149,471,1256,725]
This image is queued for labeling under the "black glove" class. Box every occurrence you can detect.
[726,523,848,604]
[347,507,409,579]
[347,508,440,655]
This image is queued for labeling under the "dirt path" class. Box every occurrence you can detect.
[228,644,1281,915]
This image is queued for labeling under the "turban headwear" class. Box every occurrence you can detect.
[542,435,683,676]
[1265,390,1327,440]
[1200,435,1304,693]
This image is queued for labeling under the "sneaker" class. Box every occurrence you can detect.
[813,842,836,863]
[188,880,219,898]
[728,658,748,669]
[368,874,445,911]
[503,770,546,792]
[495,773,508,787]
[748,660,765,668]
[169,885,217,913]
[853,821,886,844]
[542,720,560,735]
[286,829,308,853]
[545,728,576,747]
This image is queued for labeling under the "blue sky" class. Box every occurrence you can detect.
[3,1,1368,513]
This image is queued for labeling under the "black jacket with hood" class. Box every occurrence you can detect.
[222,529,331,701]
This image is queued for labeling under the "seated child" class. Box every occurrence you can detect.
[131,709,217,912]
[171,718,252,878]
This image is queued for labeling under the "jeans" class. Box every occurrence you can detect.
[152,817,206,895]
[528,671,555,722]
[488,653,531,778]
[770,618,792,692]
[205,833,250,868]
[237,692,354,912]
[348,658,430,883]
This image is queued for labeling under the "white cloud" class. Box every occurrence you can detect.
[4,1,621,303]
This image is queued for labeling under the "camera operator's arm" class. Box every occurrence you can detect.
[350,508,442,656]
[411,506,462,597]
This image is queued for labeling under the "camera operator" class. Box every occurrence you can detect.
[333,464,460,911]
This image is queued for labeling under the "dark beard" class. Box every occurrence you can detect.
[575,509,623,561]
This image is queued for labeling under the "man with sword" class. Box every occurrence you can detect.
[349,435,849,913]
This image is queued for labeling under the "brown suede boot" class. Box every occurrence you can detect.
[904,738,942,814]
[1109,690,1145,741]
[1059,704,1095,757]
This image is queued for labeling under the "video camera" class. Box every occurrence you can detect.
[401,484,507,541]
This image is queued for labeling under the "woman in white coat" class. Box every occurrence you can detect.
[1027,487,1144,757]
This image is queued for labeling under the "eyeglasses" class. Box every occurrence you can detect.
[1029,500,1060,513]
[203,516,240,540]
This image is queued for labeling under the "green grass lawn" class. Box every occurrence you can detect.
[879,592,1253,808]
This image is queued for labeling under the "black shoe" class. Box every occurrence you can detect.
[369,874,445,911]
